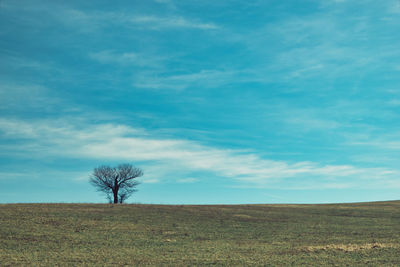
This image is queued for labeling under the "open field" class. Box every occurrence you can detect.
[1,201,399,266]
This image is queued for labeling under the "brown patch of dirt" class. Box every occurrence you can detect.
[304,243,396,252]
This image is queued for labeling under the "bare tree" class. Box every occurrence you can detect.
[90,164,143,203]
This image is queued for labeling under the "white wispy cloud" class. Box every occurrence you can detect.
[284,113,340,131]
[2,2,218,32]
[388,0,400,13]
[133,69,246,90]
[0,118,398,189]
[0,83,66,114]
[177,178,199,183]
[88,50,166,68]
[154,0,174,4]
[222,3,397,85]
[388,99,400,106]
[0,54,51,71]
[129,15,218,30]
[347,137,400,150]
[89,51,138,64]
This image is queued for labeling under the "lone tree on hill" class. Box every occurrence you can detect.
[90,164,143,203]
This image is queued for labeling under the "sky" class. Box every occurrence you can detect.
[1,0,400,204]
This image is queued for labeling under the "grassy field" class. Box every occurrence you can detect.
[1,201,399,266]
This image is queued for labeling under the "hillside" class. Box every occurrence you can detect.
[1,201,399,266]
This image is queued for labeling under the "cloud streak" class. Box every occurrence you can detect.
[0,118,397,189]
[88,50,166,68]
[130,15,218,30]
[1,2,218,32]
[133,69,238,90]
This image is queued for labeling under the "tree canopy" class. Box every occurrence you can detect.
[90,164,143,203]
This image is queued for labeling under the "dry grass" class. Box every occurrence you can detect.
[1,201,400,266]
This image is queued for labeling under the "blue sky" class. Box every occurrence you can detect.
[1,0,400,204]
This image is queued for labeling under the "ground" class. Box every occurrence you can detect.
[1,201,399,266]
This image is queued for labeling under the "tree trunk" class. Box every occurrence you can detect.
[113,178,119,204]
[113,189,118,203]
